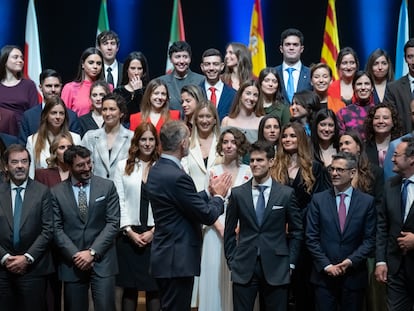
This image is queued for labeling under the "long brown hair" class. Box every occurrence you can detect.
[124,121,159,175]
[140,78,171,121]
[271,122,315,193]
[228,80,264,118]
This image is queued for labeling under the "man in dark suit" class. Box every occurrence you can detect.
[376,136,414,310]
[18,69,80,144]
[97,30,123,87]
[384,38,414,134]
[145,120,231,311]
[224,141,303,311]
[0,144,53,310]
[51,145,120,311]
[306,152,376,311]
[275,28,313,104]
[199,48,236,121]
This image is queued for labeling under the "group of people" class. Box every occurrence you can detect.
[1,26,414,311]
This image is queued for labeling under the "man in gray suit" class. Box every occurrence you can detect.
[51,145,120,311]
[384,38,414,134]
[376,136,414,310]
[224,141,303,311]
[0,144,53,310]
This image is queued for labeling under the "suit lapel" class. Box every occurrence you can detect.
[189,141,208,174]
[108,127,130,167]
[328,190,342,233]
[93,131,110,173]
[0,183,13,229]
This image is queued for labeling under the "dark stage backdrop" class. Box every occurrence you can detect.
[0,0,413,83]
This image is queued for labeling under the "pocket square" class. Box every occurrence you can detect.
[95,196,106,202]
[272,205,284,210]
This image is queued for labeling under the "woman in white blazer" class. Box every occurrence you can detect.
[81,93,133,179]
[27,97,81,178]
[113,121,160,311]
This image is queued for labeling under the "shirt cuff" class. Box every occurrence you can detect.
[24,253,34,264]
[290,264,295,270]
[1,254,10,265]
[214,194,225,201]
[324,264,333,271]
[376,261,386,266]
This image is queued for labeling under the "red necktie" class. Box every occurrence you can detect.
[338,193,347,232]
[209,87,217,106]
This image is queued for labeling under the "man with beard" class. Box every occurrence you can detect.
[51,145,120,311]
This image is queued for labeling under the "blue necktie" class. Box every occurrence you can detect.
[286,67,295,103]
[401,179,412,222]
[256,185,267,226]
[13,187,23,248]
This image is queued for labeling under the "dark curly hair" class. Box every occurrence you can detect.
[364,103,403,142]
[216,127,250,158]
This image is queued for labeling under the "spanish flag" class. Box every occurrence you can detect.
[249,0,266,78]
[321,0,340,80]
[165,0,186,74]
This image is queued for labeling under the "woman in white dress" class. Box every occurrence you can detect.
[198,127,252,311]
[27,97,81,178]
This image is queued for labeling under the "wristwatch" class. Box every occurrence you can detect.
[89,248,96,257]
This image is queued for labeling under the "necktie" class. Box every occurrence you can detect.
[13,187,23,248]
[256,185,267,226]
[378,149,386,167]
[338,193,347,232]
[77,183,88,221]
[286,67,295,103]
[209,87,217,106]
[107,67,114,86]
[401,179,412,222]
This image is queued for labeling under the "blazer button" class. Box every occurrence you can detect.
[107,174,109,178]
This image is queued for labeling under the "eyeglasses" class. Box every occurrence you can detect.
[392,153,405,158]
[327,166,352,174]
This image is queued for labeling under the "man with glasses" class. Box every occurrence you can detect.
[376,136,414,311]
[306,152,376,311]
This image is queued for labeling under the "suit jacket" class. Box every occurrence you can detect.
[18,104,80,145]
[200,80,236,122]
[306,188,376,289]
[78,112,100,138]
[81,126,133,179]
[51,176,120,281]
[0,179,53,276]
[383,133,412,180]
[376,175,414,279]
[35,167,64,188]
[384,75,413,134]
[224,179,303,286]
[145,156,225,278]
[0,133,18,147]
[275,64,313,104]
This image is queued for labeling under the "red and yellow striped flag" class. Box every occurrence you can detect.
[249,0,266,78]
[321,0,340,80]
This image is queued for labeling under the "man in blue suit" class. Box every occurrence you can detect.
[306,152,376,311]
[275,28,313,104]
[145,120,231,311]
[18,69,80,145]
[199,48,236,122]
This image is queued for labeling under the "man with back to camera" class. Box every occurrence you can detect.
[199,48,236,122]
[275,28,313,104]
[224,140,303,311]
[145,120,232,311]
[158,41,205,112]
[97,30,123,87]
[0,144,53,310]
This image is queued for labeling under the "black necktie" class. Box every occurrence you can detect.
[107,67,114,86]
[256,185,267,226]
[13,187,23,248]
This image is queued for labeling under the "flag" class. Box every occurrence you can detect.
[395,0,409,79]
[321,0,340,81]
[165,0,186,74]
[24,0,42,100]
[249,0,266,78]
[97,0,110,36]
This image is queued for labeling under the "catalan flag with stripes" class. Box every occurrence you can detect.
[249,0,266,78]
[321,0,340,80]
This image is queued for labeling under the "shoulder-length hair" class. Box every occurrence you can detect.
[336,47,360,71]
[222,42,252,86]
[228,80,264,118]
[46,133,74,168]
[364,102,403,142]
[120,51,150,86]
[34,97,70,165]
[216,127,250,158]
[190,100,221,148]
[124,121,159,176]
[140,78,171,121]
[365,48,394,82]
[258,67,286,104]
[74,47,105,82]
[258,115,281,145]
[271,122,315,193]
[0,45,23,80]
